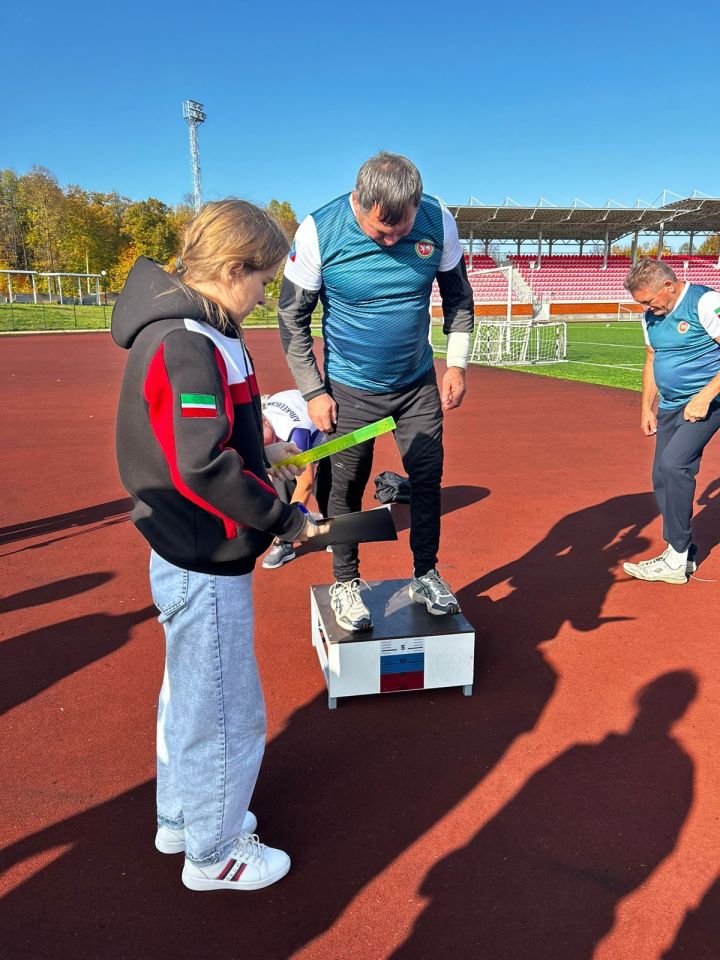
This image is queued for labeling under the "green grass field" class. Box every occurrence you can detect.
[432,320,646,392]
[0,302,112,331]
[1,301,645,393]
[0,301,323,333]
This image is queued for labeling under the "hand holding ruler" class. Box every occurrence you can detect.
[274,417,396,469]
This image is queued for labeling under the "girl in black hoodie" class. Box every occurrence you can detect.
[113,199,328,891]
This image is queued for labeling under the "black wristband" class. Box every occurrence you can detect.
[303,386,328,402]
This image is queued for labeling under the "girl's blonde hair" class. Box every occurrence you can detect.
[166,199,290,328]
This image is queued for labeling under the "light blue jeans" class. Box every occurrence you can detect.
[149,550,266,865]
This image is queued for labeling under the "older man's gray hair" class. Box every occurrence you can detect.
[355,152,423,226]
[625,259,678,293]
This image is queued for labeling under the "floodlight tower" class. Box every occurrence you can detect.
[182,99,207,212]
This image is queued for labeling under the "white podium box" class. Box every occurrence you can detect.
[310,579,475,709]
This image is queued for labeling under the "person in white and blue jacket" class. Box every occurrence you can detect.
[623,258,720,584]
[260,389,331,569]
[278,153,474,632]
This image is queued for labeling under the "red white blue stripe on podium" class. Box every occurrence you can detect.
[380,650,425,692]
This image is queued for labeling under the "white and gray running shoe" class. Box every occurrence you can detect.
[409,568,461,615]
[329,578,373,631]
[262,540,295,569]
[623,548,689,584]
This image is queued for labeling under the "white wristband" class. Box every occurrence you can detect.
[446,331,470,369]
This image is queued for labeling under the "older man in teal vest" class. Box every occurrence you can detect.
[278,152,474,630]
[623,258,720,583]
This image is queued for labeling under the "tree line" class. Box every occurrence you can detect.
[4,166,715,297]
[0,166,298,295]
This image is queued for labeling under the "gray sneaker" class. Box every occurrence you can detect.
[329,578,373,631]
[409,569,461,615]
[623,548,688,584]
[262,540,295,569]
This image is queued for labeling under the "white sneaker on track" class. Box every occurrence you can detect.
[182,834,290,891]
[623,548,689,584]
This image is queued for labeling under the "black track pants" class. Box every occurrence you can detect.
[327,369,444,582]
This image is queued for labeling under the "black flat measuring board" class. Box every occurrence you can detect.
[305,507,397,549]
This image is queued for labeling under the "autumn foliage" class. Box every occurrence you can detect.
[0,166,298,294]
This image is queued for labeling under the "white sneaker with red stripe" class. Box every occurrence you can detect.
[155,810,257,854]
[181,834,290,891]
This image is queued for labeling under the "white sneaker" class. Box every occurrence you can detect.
[181,834,290,891]
[409,568,461,615]
[155,810,257,854]
[329,578,373,631]
[623,548,688,584]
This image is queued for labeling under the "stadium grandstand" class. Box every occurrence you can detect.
[432,194,720,322]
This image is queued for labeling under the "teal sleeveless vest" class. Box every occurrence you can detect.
[646,284,720,408]
[312,193,444,392]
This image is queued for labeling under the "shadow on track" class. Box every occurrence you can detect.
[662,876,720,959]
[694,478,720,566]
[0,493,662,960]
[392,671,697,960]
[458,491,659,641]
[0,498,132,548]
[295,483,490,561]
[0,573,114,615]
[391,483,490,535]
[1,604,155,715]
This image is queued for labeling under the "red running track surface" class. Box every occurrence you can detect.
[1,331,718,960]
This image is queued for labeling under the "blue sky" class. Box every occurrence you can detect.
[5,0,720,219]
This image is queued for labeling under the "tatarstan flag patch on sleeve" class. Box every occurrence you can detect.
[714,306,720,319]
[180,393,217,418]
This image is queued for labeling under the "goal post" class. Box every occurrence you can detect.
[470,319,567,366]
[0,268,106,306]
[617,303,644,322]
[465,261,518,323]
[434,262,562,365]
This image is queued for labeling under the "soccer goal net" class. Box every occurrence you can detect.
[617,303,644,322]
[466,262,531,311]
[470,319,567,366]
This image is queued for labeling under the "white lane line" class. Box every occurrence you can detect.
[571,340,646,349]
[566,360,643,370]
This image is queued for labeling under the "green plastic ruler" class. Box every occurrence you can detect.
[275,416,397,469]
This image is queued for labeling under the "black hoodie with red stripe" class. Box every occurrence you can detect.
[113,257,306,575]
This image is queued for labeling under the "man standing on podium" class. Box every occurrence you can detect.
[278,152,474,632]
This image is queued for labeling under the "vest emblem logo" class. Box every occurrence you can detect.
[677,321,690,334]
[289,243,296,263]
[415,240,434,259]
